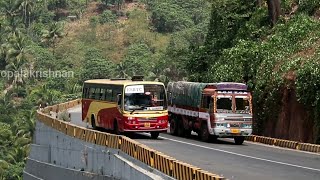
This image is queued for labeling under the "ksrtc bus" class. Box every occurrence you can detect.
[82,77,168,139]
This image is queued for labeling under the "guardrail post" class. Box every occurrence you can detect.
[150,151,155,168]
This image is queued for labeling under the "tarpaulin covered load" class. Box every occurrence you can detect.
[167,81,249,108]
[167,81,214,108]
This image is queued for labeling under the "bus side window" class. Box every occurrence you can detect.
[89,88,95,99]
[99,88,106,100]
[94,88,100,100]
[105,89,112,101]
[82,88,87,98]
[112,89,118,102]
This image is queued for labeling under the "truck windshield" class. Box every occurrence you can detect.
[124,84,167,111]
[216,96,232,113]
[235,97,250,113]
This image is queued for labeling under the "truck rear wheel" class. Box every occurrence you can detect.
[177,120,185,137]
[200,123,210,142]
[234,136,245,145]
[170,118,178,135]
[184,129,191,138]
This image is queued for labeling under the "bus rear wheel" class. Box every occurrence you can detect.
[113,120,120,135]
[150,132,160,139]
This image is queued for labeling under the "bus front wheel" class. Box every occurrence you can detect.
[91,116,97,130]
[150,132,160,139]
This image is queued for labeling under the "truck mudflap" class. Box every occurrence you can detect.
[209,127,252,137]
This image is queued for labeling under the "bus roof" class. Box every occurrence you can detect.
[84,79,165,86]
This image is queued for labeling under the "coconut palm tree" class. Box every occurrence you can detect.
[0,92,16,115]
[0,0,22,28]
[3,32,28,88]
[41,22,65,55]
[115,62,129,78]
[19,0,35,27]
[29,84,59,106]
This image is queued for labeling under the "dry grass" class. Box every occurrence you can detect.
[55,1,169,66]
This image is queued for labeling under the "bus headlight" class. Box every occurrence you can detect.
[159,120,167,123]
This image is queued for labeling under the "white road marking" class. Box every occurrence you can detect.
[159,135,320,172]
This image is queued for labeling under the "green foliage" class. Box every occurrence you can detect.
[299,0,320,15]
[99,10,117,24]
[150,2,194,33]
[118,43,153,78]
[90,16,99,28]
[184,0,257,82]
[41,21,65,49]
[2,162,24,180]
[34,8,55,24]
[81,48,115,81]
[296,60,320,143]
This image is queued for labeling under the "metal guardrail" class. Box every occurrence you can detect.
[245,135,320,153]
[37,99,225,180]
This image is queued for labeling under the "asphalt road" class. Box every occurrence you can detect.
[66,106,320,180]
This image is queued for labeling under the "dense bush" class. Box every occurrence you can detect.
[99,10,117,24]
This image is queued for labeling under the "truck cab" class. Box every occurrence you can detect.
[201,86,253,144]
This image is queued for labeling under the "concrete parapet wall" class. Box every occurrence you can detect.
[24,158,112,180]
[25,121,173,180]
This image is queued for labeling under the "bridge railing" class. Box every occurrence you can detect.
[245,135,320,153]
[37,99,226,180]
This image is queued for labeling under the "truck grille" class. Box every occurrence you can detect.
[230,123,240,128]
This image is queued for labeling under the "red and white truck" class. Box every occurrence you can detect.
[167,82,253,145]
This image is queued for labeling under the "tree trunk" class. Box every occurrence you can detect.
[267,0,281,26]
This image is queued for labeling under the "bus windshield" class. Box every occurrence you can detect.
[124,84,167,111]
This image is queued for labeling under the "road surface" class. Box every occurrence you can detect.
[66,106,320,180]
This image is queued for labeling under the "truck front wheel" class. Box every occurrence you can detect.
[200,123,210,142]
[234,136,245,145]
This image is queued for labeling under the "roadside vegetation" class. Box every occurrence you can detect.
[0,0,319,178]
